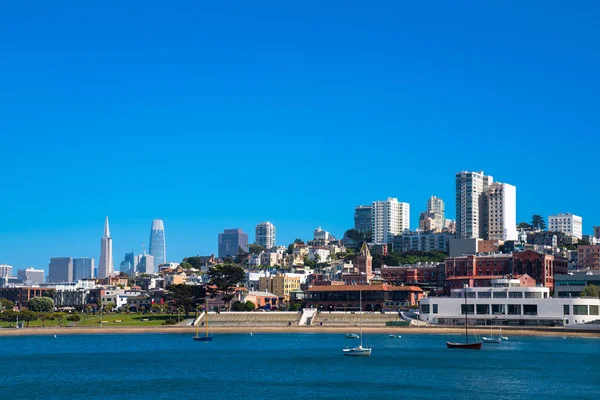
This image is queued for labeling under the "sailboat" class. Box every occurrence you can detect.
[193,298,213,342]
[482,326,502,343]
[343,290,372,356]
[499,328,509,341]
[446,285,482,350]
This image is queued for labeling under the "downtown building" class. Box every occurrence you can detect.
[0,264,13,279]
[98,216,114,279]
[149,219,166,267]
[372,198,410,244]
[48,257,73,283]
[218,228,249,259]
[17,268,44,285]
[419,196,445,233]
[73,258,94,281]
[255,221,276,249]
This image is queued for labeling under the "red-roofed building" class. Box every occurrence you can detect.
[305,284,423,311]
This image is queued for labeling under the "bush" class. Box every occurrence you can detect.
[67,314,81,322]
[163,319,177,325]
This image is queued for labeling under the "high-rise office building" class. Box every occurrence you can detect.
[548,213,583,240]
[149,219,166,266]
[98,216,114,279]
[486,182,517,241]
[17,268,44,285]
[218,228,249,258]
[73,257,94,281]
[119,252,135,275]
[372,198,410,244]
[139,253,155,274]
[354,205,373,234]
[255,222,276,249]
[456,170,493,239]
[0,264,13,278]
[48,257,73,283]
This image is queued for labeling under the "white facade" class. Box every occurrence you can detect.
[548,213,583,240]
[0,264,13,278]
[426,195,445,232]
[486,182,517,241]
[419,279,600,326]
[308,247,330,263]
[98,217,114,279]
[372,198,410,244]
[313,227,330,243]
[456,170,493,239]
[255,221,276,249]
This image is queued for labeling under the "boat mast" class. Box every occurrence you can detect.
[205,298,209,338]
[359,289,363,348]
[464,285,468,345]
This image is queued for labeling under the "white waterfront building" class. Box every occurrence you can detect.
[419,278,600,327]
[372,197,410,244]
[548,213,583,240]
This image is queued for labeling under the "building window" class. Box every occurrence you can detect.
[493,291,507,298]
[507,304,521,315]
[461,304,475,314]
[478,292,491,298]
[432,304,438,314]
[590,305,599,316]
[509,292,523,298]
[573,305,588,315]
[563,304,570,315]
[476,304,490,315]
[491,304,505,315]
[524,292,542,299]
[523,305,537,315]
[421,304,430,313]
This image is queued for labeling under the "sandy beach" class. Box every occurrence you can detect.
[1,325,598,337]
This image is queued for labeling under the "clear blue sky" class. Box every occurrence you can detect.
[1,1,598,273]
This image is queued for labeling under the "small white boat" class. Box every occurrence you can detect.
[343,290,371,357]
[345,333,360,339]
[343,345,372,356]
[482,327,502,343]
[389,334,401,339]
[499,328,508,341]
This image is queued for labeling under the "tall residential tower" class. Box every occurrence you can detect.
[372,198,410,244]
[98,216,114,279]
[149,219,166,267]
[255,222,276,249]
[456,171,493,239]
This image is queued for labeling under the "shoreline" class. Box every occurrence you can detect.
[1,325,599,337]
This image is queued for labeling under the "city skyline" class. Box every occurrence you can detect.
[1,3,599,272]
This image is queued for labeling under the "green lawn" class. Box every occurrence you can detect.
[0,313,192,328]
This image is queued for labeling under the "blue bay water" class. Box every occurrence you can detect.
[1,333,598,400]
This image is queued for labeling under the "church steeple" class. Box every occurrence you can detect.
[357,241,373,277]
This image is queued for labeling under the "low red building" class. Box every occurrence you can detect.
[305,284,423,312]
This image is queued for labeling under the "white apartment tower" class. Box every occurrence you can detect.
[486,182,517,241]
[548,213,583,240]
[456,170,493,239]
[424,195,445,232]
[372,198,410,244]
[98,216,114,279]
[255,221,276,249]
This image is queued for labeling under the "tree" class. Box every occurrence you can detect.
[0,310,18,326]
[581,284,599,298]
[249,244,266,255]
[244,301,256,311]
[19,310,38,327]
[104,302,115,313]
[344,229,363,241]
[287,244,295,255]
[28,297,54,313]
[121,304,130,313]
[183,256,205,269]
[531,215,546,231]
[0,298,15,310]
[231,301,245,311]
[294,238,304,244]
[166,284,206,317]
[151,303,162,313]
[207,264,245,310]
[179,261,194,269]
[38,313,51,327]
[517,222,532,230]
[53,312,66,327]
